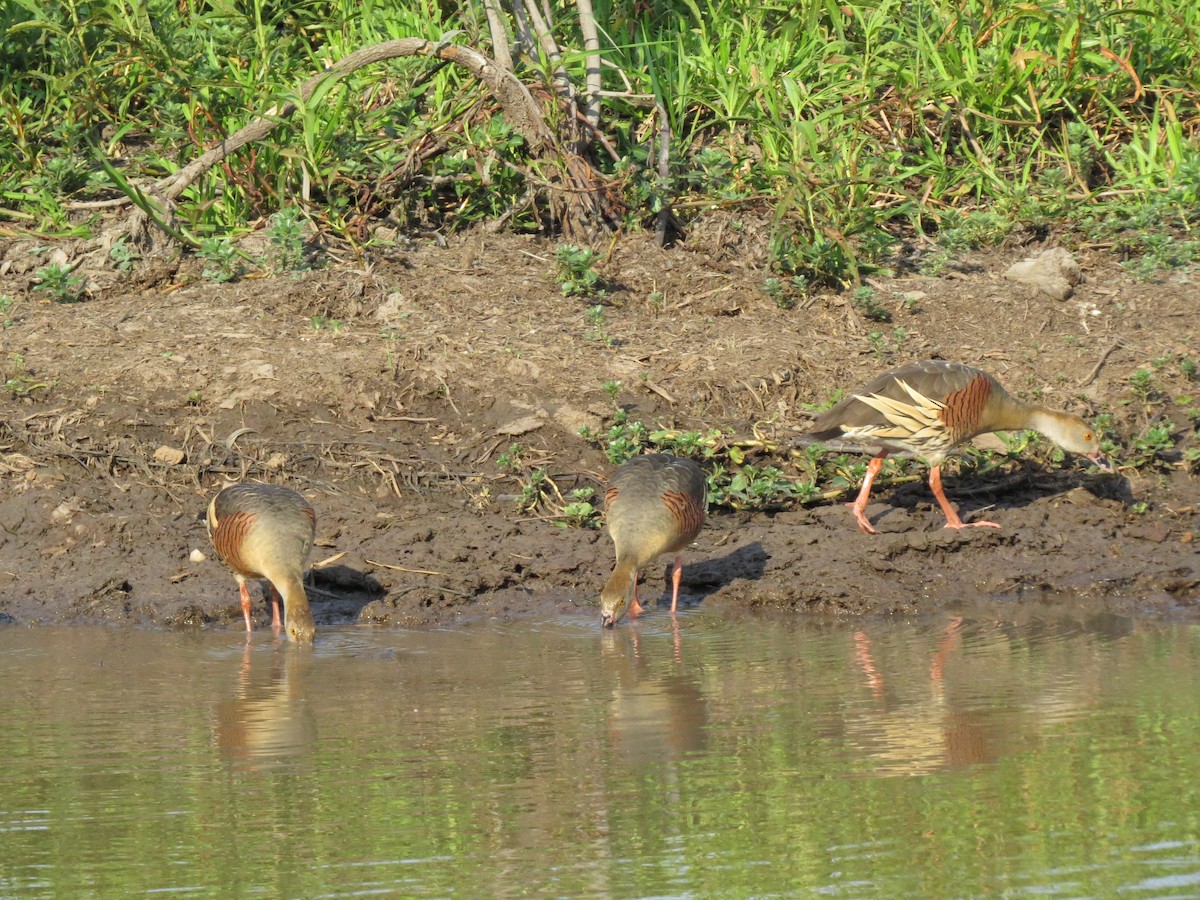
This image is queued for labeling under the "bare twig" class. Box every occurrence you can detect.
[653,99,673,247]
[365,559,453,577]
[515,0,572,101]
[481,0,514,71]
[576,0,602,128]
[89,36,615,241]
[1079,338,1125,387]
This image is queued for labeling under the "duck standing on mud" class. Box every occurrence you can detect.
[799,360,1111,534]
[206,483,317,642]
[600,454,707,627]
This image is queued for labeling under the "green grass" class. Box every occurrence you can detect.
[1,1,1199,281]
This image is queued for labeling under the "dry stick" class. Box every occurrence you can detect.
[1078,338,1125,387]
[513,0,572,102]
[653,99,673,247]
[159,36,604,238]
[75,39,560,217]
[160,39,555,202]
[481,0,514,72]
[508,0,534,55]
[365,559,452,578]
[576,0,602,128]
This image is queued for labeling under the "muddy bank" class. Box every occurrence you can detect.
[1,230,1197,629]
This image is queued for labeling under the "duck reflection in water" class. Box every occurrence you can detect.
[601,622,707,766]
[844,619,1022,777]
[213,641,317,769]
[846,615,1096,775]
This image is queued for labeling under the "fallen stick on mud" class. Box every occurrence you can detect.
[1079,339,1125,387]
[365,559,452,578]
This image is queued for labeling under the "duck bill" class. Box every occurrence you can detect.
[1088,450,1114,474]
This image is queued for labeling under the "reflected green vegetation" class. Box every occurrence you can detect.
[0,613,1198,896]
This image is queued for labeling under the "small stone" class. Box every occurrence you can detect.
[496,414,544,436]
[1126,522,1170,543]
[190,549,207,563]
[51,500,82,525]
[1004,247,1081,301]
[154,446,187,465]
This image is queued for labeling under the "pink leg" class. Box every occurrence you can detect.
[669,555,684,614]
[238,582,254,633]
[628,579,644,619]
[268,585,283,635]
[853,630,884,699]
[848,453,888,535]
[930,465,1000,530]
[930,616,964,685]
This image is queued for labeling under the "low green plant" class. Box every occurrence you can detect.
[32,263,84,303]
[517,467,549,512]
[601,414,649,465]
[585,306,613,344]
[865,325,909,361]
[1128,369,1156,404]
[198,238,242,283]
[557,488,601,528]
[310,316,344,334]
[801,390,845,414]
[936,209,1012,251]
[762,277,786,307]
[0,295,14,327]
[706,463,808,510]
[851,286,890,322]
[648,428,724,459]
[268,207,307,273]
[1128,423,1175,467]
[1121,235,1199,281]
[556,245,602,298]
[918,250,952,277]
[109,239,140,272]
[868,330,887,359]
[4,353,51,398]
[497,443,526,471]
[1092,413,1122,458]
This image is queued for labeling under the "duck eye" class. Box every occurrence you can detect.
[1084,431,1093,441]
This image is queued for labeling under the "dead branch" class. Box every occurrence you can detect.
[481,0,514,72]
[1079,338,1125,387]
[514,0,574,103]
[157,38,555,202]
[109,37,615,242]
[653,99,674,247]
[576,0,602,128]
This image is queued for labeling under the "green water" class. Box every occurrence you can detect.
[1,608,1198,897]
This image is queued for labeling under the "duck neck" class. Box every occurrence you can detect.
[984,392,1042,433]
[278,575,314,642]
[601,558,637,603]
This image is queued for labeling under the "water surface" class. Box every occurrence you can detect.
[1,607,1198,897]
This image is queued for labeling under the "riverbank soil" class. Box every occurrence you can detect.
[1,224,1197,631]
